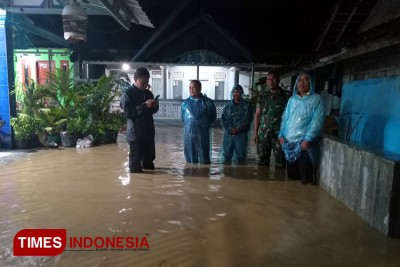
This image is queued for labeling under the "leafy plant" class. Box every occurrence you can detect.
[10,81,41,142]
[38,68,78,109]
[34,107,68,135]
[65,117,84,135]
[79,75,123,142]
[244,85,264,109]
[13,68,124,145]
[31,68,84,136]
[12,79,41,114]
[10,113,37,140]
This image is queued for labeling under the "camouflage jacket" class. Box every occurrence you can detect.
[257,87,289,136]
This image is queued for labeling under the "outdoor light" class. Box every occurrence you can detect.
[122,63,130,71]
[62,1,88,42]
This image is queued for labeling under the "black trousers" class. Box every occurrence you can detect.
[286,150,314,183]
[129,132,155,171]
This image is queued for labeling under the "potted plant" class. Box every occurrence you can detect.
[62,111,89,147]
[95,111,124,144]
[10,114,37,149]
[33,68,80,146]
[35,106,69,145]
[10,80,42,148]
[81,74,122,144]
[59,82,91,147]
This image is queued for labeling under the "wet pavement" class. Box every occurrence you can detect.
[1,125,400,267]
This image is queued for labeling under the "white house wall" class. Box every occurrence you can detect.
[167,65,251,100]
[106,64,251,100]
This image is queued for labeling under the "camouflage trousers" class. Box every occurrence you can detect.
[257,130,286,168]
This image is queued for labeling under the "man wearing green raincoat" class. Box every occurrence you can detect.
[221,85,253,163]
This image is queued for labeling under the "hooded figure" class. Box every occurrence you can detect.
[181,80,217,164]
[278,72,325,184]
[221,85,253,163]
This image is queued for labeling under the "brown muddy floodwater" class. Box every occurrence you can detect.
[1,125,400,267]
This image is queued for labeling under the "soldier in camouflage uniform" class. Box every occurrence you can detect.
[253,71,289,168]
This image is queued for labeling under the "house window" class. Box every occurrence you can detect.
[151,78,162,99]
[173,80,182,99]
[36,61,55,85]
[215,81,224,100]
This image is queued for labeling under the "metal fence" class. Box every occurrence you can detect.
[154,100,229,119]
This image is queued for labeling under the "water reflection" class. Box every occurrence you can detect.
[153,125,289,182]
[118,174,130,186]
[208,184,221,192]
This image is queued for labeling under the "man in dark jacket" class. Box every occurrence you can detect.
[120,67,159,173]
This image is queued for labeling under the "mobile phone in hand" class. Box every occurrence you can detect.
[154,95,160,101]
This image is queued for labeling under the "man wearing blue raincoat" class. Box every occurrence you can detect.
[221,85,253,163]
[181,80,217,164]
[278,72,325,184]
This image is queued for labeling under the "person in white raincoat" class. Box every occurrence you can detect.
[278,72,325,184]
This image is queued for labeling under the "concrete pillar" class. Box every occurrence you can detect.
[160,65,167,99]
[234,67,239,85]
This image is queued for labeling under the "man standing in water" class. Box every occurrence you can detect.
[120,67,159,173]
[221,85,253,164]
[279,72,325,184]
[253,71,289,168]
[181,80,216,164]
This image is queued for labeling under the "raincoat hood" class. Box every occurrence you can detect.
[292,72,314,96]
[230,85,244,100]
[279,72,325,144]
